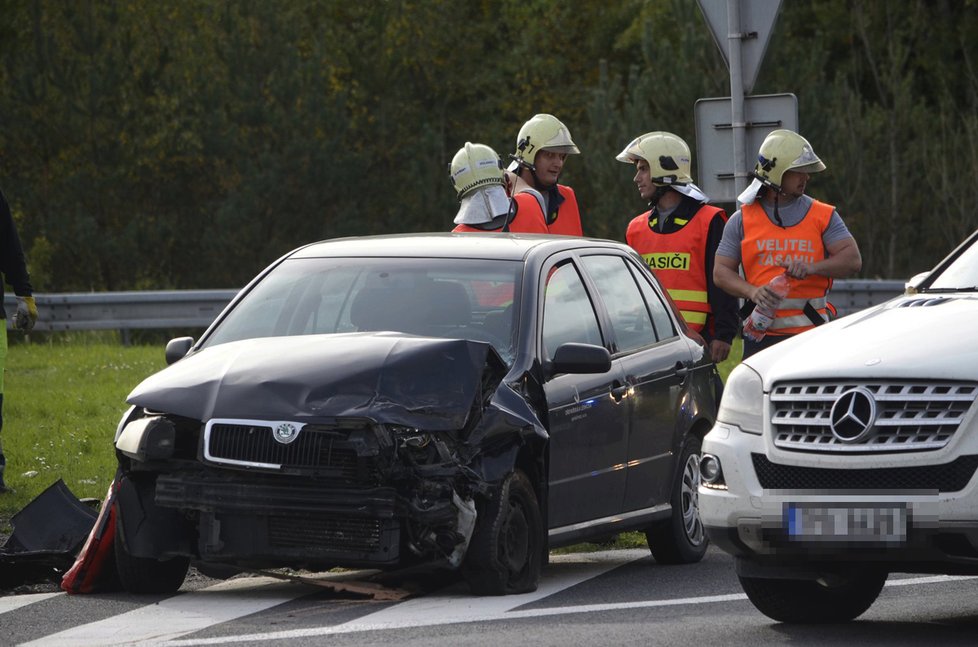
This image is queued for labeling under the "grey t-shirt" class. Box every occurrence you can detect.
[716,194,854,263]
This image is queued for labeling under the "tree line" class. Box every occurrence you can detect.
[1,0,975,292]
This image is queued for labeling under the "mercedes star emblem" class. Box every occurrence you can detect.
[829,387,877,443]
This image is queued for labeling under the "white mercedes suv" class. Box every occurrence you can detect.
[700,228,978,623]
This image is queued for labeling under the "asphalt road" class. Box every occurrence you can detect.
[2,547,978,646]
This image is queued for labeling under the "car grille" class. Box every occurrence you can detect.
[771,380,977,453]
[752,453,978,492]
[205,420,379,482]
[269,515,384,551]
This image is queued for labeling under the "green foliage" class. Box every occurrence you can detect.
[1,0,977,291]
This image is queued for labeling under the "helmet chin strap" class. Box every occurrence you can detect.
[757,184,785,227]
[502,198,517,232]
[648,185,670,208]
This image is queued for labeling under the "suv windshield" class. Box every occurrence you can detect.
[202,257,523,364]
[925,232,978,292]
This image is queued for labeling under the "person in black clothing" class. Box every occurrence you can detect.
[0,187,37,493]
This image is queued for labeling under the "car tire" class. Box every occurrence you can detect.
[114,513,190,594]
[462,470,543,596]
[645,436,708,564]
[738,570,888,623]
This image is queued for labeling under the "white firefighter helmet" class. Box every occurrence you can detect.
[616,131,708,202]
[510,114,580,170]
[738,129,826,205]
[449,142,505,200]
[449,142,512,226]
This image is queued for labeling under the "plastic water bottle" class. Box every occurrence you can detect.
[742,271,791,342]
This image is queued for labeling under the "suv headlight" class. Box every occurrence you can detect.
[717,363,763,434]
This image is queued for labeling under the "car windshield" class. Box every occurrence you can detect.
[925,232,978,291]
[202,257,523,364]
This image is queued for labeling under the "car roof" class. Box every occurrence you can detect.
[288,233,631,262]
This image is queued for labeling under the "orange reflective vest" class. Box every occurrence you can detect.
[548,185,583,236]
[741,199,834,335]
[513,184,583,236]
[626,204,724,332]
[452,202,548,234]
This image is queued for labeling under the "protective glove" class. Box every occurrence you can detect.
[13,296,37,331]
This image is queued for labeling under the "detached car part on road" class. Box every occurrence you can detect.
[700,228,978,622]
[113,234,720,595]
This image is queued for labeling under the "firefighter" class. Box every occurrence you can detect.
[618,132,738,363]
[450,142,548,233]
[508,114,583,236]
[714,129,862,358]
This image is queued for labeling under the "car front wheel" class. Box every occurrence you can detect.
[462,470,543,595]
[646,436,708,564]
[739,570,888,623]
[114,512,190,594]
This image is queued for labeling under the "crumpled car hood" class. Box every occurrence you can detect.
[746,293,978,385]
[128,333,507,430]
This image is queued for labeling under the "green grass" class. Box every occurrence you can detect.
[1,334,166,527]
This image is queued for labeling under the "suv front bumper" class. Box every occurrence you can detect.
[700,422,978,574]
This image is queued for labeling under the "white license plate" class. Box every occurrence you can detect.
[785,504,908,542]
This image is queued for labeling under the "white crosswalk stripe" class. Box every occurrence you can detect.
[18,576,317,647]
[4,551,976,646]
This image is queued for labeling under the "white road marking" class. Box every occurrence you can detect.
[18,576,314,647]
[7,553,977,647]
[884,575,976,587]
[167,572,978,646]
[0,592,62,615]
[168,550,650,646]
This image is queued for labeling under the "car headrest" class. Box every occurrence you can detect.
[422,281,471,327]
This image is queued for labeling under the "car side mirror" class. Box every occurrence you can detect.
[905,271,930,295]
[548,342,612,376]
[165,336,195,365]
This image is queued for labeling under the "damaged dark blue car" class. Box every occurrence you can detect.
[113,233,720,595]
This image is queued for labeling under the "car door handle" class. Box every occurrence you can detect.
[611,381,628,403]
[674,362,689,377]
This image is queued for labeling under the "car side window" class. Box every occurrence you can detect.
[627,262,676,342]
[542,262,603,361]
[581,255,657,353]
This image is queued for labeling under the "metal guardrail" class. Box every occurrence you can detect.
[2,290,238,332]
[3,280,907,334]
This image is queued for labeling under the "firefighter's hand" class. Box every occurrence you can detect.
[709,339,731,363]
[780,259,811,280]
[749,284,781,310]
[13,296,37,331]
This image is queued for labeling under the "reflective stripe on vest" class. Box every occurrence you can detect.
[627,204,724,332]
[740,199,835,335]
[679,309,708,326]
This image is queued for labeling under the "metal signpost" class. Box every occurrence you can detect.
[695,0,786,205]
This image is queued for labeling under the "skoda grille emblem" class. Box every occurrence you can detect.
[273,422,300,445]
[829,387,877,443]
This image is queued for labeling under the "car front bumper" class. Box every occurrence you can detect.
[700,422,978,574]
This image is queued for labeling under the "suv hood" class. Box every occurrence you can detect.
[127,333,507,429]
[746,293,978,385]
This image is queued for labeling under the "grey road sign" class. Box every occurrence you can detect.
[697,0,782,94]
[694,93,797,204]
